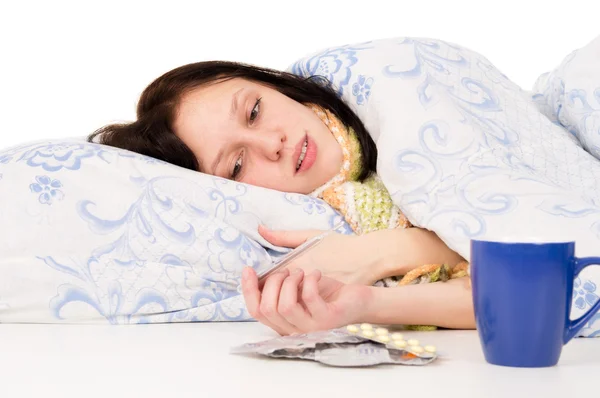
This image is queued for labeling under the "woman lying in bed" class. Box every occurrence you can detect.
[89,61,475,335]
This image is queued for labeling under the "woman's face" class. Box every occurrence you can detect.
[173,78,343,194]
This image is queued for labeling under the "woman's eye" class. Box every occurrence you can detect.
[231,154,243,179]
[249,98,261,123]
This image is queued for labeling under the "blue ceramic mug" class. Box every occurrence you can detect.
[471,240,600,367]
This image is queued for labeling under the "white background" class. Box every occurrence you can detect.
[0,0,598,149]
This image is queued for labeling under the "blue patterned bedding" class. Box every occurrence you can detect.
[288,35,600,336]
[0,140,345,323]
[1,35,600,336]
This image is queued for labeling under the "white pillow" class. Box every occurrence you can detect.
[0,139,344,323]
[532,34,600,159]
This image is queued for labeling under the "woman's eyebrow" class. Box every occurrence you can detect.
[229,88,245,120]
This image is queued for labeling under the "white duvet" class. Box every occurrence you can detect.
[289,35,600,336]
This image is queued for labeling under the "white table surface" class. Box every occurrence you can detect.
[1,322,598,398]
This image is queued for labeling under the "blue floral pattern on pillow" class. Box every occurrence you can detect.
[30,175,64,205]
[0,139,346,324]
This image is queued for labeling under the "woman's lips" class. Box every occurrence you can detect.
[297,135,317,173]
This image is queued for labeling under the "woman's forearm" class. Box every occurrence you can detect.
[362,277,476,329]
[368,227,466,281]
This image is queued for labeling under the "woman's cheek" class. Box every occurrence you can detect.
[244,171,279,191]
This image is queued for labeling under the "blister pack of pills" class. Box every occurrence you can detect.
[230,323,438,367]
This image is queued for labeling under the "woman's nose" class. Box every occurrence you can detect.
[253,130,286,161]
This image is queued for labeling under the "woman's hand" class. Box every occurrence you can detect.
[258,225,385,285]
[241,266,373,336]
[260,225,466,285]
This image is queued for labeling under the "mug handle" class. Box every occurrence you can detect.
[564,256,600,343]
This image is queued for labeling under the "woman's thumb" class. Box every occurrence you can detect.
[258,225,323,248]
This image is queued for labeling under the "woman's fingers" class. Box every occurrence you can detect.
[242,266,337,335]
[241,267,262,318]
[258,226,323,248]
[278,269,313,327]
[301,270,330,320]
[241,267,286,334]
[259,268,298,335]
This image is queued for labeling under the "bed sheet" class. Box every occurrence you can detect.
[0,323,598,398]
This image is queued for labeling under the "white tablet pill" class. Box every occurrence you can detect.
[425,345,437,353]
[378,335,390,343]
[411,346,424,354]
[375,327,389,336]
[362,330,375,338]
[360,323,373,331]
[394,340,407,348]
[391,333,404,341]
[408,339,419,346]
[346,325,359,333]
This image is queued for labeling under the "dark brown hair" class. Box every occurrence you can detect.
[88,61,377,181]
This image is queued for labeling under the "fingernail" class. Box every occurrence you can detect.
[293,268,303,274]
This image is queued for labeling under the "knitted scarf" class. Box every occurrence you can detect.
[307,104,469,330]
[307,104,411,235]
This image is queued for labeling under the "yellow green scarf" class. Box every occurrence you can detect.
[307,105,411,235]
